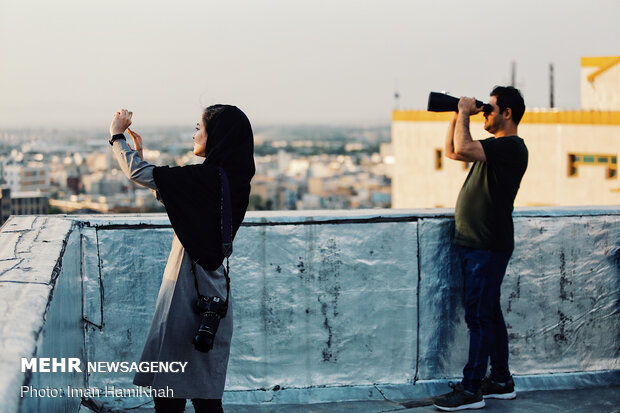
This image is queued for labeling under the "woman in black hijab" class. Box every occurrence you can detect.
[109,105,255,413]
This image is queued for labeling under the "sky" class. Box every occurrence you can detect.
[0,0,619,129]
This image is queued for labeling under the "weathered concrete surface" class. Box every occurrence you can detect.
[21,228,84,413]
[1,207,618,412]
[0,216,72,284]
[417,218,468,380]
[0,216,74,413]
[229,221,418,390]
[507,215,620,374]
[78,219,419,410]
[84,227,172,397]
[417,214,620,380]
[117,383,620,413]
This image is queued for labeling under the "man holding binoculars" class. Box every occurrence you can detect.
[433,86,528,411]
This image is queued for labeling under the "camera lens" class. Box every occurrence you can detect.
[193,329,216,353]
[193,312,220,352]
[192,296,227,352]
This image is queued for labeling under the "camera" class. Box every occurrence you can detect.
[192,295,228,353]
[427,92,492,114]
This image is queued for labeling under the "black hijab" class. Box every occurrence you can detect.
[153,105,255,271]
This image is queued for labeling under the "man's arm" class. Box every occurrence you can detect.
[445,112,469,161]
[453,97,486,162]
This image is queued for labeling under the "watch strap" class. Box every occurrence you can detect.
[109,133,126,146]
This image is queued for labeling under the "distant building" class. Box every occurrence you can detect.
[379,143,394,179]
[0,187,50,226]
[0,187,11,226]
[81,171,125,196]
[66,176,82,194]
[49,196,108,213]
[84,151,114,173]
[10,191,48,216]
[250,176,278,210]
[3,162,51,194]
[581,56,620,111]
[280,181,301,210]
[392,56,620,208]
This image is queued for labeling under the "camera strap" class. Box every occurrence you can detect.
[189,167,233,316]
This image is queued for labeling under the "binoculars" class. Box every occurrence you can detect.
[427,92,492,114]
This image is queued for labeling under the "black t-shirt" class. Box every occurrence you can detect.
[454,136,528,252]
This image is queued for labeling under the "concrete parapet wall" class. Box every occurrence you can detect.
[0,216,81,413]
[0,208,618,411]
[417,214,620,380]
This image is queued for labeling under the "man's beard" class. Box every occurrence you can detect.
[484,117,502,134]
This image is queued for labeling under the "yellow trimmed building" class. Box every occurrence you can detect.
[392,56,620,208]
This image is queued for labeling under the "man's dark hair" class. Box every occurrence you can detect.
[490,86,525,125]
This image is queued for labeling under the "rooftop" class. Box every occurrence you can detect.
[131,384,620,412]
[1,207,618,412]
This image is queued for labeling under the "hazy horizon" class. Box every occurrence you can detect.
[1,0,619,129]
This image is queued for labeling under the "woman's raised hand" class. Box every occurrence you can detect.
[110,109,132,136]
[127,128,144,160]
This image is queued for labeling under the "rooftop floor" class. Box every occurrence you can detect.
[118,385,620,413]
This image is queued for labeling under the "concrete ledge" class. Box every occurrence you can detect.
[0,216,74,413]
[220,369,620,405]
[1,207,618,412]
[68,205,620,227]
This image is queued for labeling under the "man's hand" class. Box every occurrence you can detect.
[458,97,483,116]
[110,109,132,136]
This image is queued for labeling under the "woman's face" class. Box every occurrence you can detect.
[193,116,208,157]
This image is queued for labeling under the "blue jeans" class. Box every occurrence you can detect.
[457,246,512,392]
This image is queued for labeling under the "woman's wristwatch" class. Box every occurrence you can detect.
[109,133,126,146]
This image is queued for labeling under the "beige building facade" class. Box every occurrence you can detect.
[392,56,620,208]
[581,56,620,111]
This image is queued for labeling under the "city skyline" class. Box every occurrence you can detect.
[1,0,619,129]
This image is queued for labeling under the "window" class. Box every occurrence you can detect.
[435,149,443,170]
[567,154,578,176]
[568,153,617,179]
